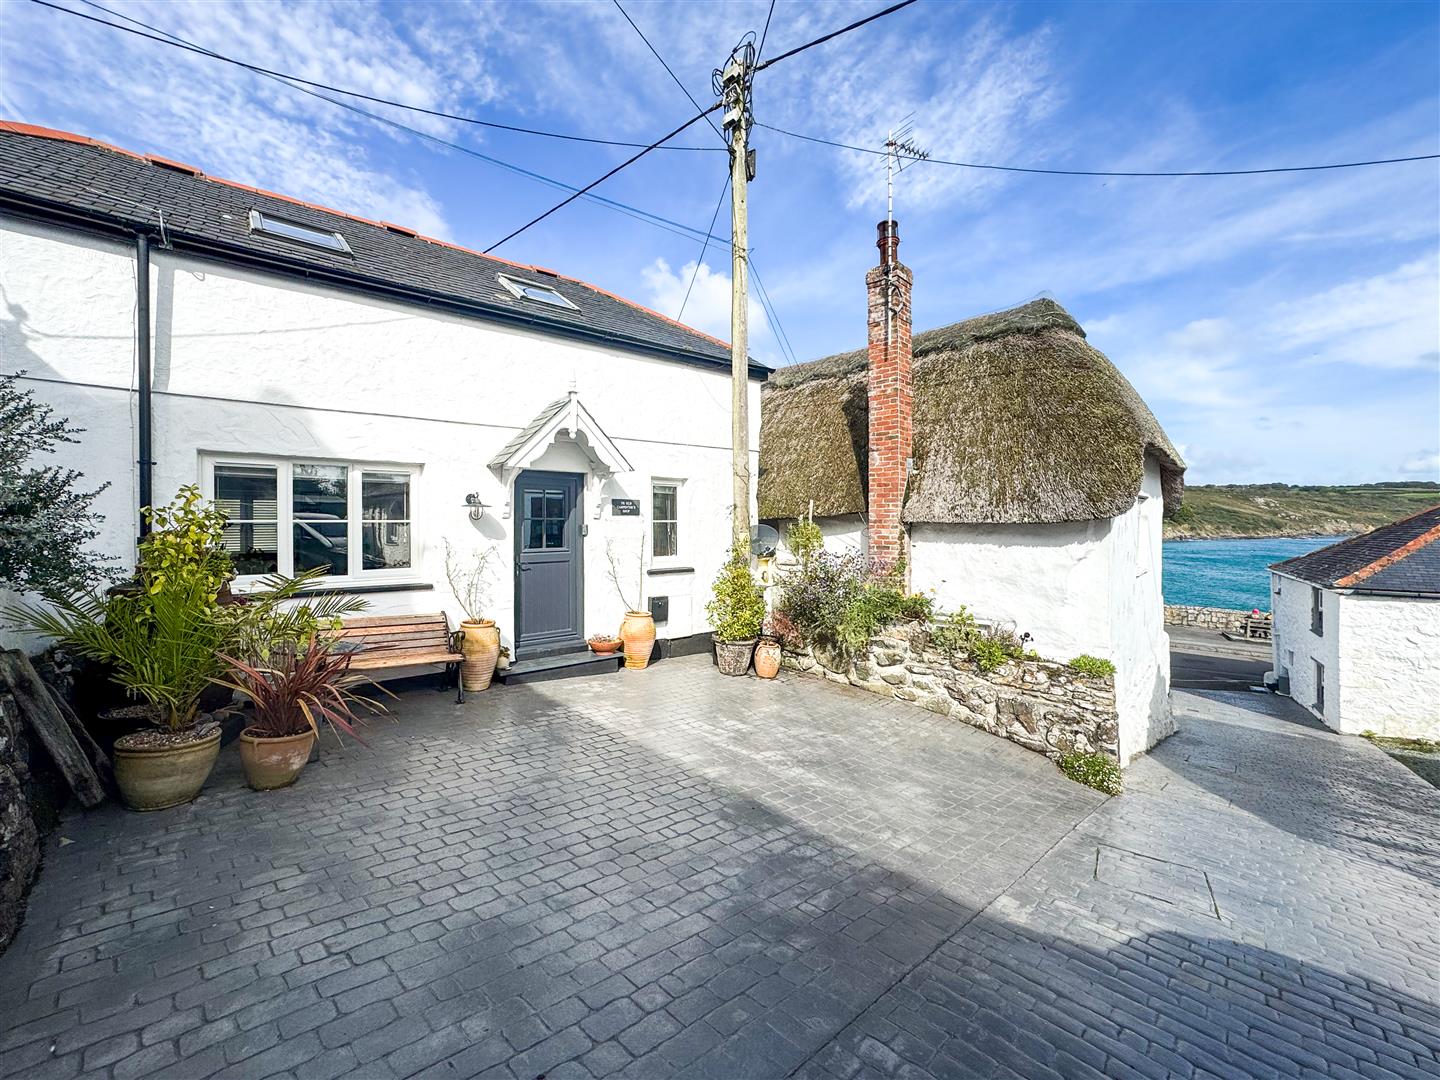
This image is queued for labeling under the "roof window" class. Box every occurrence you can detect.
[248,209,351,254]
[498,274,577,311]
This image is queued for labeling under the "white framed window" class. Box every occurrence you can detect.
[1310,586,1324,636]
[248,209,351,254]
[204,456,419,585]
[651,480,681,562]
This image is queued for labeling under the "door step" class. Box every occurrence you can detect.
[497,649,623,686]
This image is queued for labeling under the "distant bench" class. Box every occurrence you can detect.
[337,613,465,702]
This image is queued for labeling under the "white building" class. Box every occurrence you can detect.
[1270,506,1440,739]
[758,222,1185,764]
[0,123,765,672]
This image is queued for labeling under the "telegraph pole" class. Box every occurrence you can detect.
[721,44,755,553]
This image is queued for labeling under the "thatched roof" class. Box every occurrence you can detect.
[758,299,1185,524]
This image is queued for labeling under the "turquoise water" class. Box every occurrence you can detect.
[1162,537,1340,611]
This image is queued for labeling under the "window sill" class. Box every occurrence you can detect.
[647,566,695,577]
[234,579,434,597]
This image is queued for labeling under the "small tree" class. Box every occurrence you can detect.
[706,545,766,643]
[0,372,115,597]
[444,539,497,622]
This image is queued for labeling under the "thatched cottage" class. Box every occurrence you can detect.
[758,222,1186,763]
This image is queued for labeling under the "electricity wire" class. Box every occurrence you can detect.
[70,0,733,249]
[757,0,777,64]
[612,0,725,144]
[758,122,1440,177]
[680,175,731,323]
[754,0,918,72]
[33,0,722,152]
[750,258,798,366]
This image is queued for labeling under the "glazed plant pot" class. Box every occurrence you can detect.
[112,726,222,811]
[754,639,782,680]
[238,728,317,791]
[460,619,501,691]
[714,637,757,677]
[589,638,621,656]
[619,611,656,670]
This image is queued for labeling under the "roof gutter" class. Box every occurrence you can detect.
[0,194,772,381]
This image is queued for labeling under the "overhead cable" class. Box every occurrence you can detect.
[33,0,722,152]
[612,0,725,144]
[755,0,919,72]
[759,122,1440,177]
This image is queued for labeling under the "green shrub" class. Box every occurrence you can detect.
[1068,654,1116,679]
[775,552,930,657]
[707,545,766,642]
[969,636,1011,673]
[786,519,824,565]
[1058,751,1122,795]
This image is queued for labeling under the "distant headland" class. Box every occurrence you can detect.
[1164,482,1440,541]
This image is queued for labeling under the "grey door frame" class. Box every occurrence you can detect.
[513,469,585,656]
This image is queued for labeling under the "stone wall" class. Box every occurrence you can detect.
[784,623,1119,762]
[1163,605,1259,632]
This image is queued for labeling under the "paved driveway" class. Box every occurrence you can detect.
[1,658,1436,1080]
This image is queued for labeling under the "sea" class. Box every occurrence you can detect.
[1162,536,1340,611]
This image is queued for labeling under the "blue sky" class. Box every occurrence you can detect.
[2,0,1437,485]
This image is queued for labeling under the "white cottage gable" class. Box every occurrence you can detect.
[489,390,633,517]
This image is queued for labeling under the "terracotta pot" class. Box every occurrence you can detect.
[112,727,221,811]
[619,611,656,670]
[589,639,621,656]
[460,619,501,691]
[238,728,317,791]
[754,639,782,679]
[714,637,757,677]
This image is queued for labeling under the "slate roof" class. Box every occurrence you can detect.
[489,398,568,468]
[1271,504,1440,597]
[0,123,751,373]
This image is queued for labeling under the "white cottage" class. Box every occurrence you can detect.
[1269,505,1440,739]
[758,222,1185,763]
[0,123,766,673]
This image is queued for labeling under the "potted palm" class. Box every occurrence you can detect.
[444,539,500,691]
[7,488,234,809]
[707,545,766,676]
[216,639,390,790]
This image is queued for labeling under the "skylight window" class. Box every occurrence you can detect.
[498,274,578,311]
[248,209,351,254]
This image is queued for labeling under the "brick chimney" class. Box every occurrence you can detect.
[866,219,913,566]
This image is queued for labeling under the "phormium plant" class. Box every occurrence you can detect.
[215,639,392,744]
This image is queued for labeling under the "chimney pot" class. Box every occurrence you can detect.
[876,219,900,267]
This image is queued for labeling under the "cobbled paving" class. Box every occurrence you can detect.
[1,659,1436,1079]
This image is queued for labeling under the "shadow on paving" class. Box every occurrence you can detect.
[0,663,1434,1080]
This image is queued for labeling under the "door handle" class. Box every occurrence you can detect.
[519,564,532,572]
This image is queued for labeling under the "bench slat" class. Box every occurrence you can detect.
[338,614,451,630]
[351,648,462,670]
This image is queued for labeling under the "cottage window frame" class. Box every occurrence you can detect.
[202,455,421,590]
[1310,586,1324,637]
[650,479,683,566]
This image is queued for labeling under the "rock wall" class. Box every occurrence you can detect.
[1163,605,1258,631]
[0,693,41,951]
[784,623,1120,762]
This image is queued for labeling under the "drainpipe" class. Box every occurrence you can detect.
[135,232,153,539]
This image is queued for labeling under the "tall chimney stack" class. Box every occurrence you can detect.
[866,220,913,567]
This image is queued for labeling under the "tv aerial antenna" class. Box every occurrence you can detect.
[883,114,931,226]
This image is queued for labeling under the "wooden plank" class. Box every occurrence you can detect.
[338,614,450,630]
[45,683,114,793]
[350,649,461,670]
[0,650,105,808]
[338,629,450,646]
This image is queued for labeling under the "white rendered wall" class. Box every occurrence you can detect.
[1337,594,1440,739]
[1107,460,1174,764]
[770,515,868,562]
[908,519,1113,662]
[1270,571,1341,725]
[0,215,761,656]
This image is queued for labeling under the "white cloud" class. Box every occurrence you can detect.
[640,257,780,364]
[1274,255,1440,369]
[1399,451,1440,477]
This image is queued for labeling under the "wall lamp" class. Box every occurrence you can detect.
[464,493,489,521]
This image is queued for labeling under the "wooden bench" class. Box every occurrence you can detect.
[336,613,466,702]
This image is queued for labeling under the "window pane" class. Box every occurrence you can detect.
[363,471,409,520]
[294,464,347,519]
[215,465,278,574]
[363,521,410,570]
[526,518,544,550]
[544,519,564,548]
[653,521,677,559]
[294,520,347,575]
[653,485,677,523]
[545,491,565,521]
